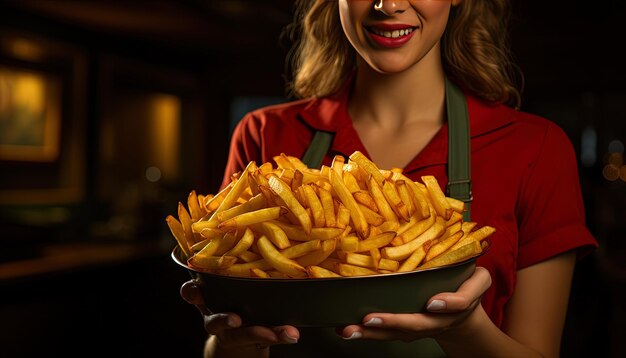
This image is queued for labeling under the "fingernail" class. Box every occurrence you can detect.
[280,331,298,344]
[427,299,446,311]
[226,315,238,328]
[343,331,362,340]
[363,317,383,326]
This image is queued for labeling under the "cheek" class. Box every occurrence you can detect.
[338,0,369,48]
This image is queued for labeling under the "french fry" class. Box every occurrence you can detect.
[224,227,255,256]
[269,220,343,241]
[422,175,453,220]
[220,259,272,277]
[392,172,431,220]
[178,202,198,245]
[418,241,482,270]
[216,194,267,222]
[187,190,205,222]
[302,184,325,228]
[167,151,493,279]
[297,239,337,267]
[274,153,296,170]
[450,225,496,251]
[251,268,271,278]
[446,197,465,214]
[349,151,385,187]
[189,255,237,271]
[394,211,436,245]
[382,217,445,260]
[382,180,410,222]
[199,227,223,241]
[345,252,399,271]
[268,174,312,234]
[190,238,211,253]
[306,265,342,278]
[353,190,378,212]
[317,185,336,228]
[281,239,321,259]
[367,176,399,224]
[356,231,396,252]
[331,155,345,175]
[424,231,464,262]
[217,207,288,231]
[257,236,307,278]
[249,221,291,249]
[292,169,304,192]
[396,180,415,217]
[358,204,386,226]
[204,181,233,212]
[340,235,359,252]
[214,231,240,256]
[238,250,262,263]
[398,245,427,272]
[338,263,378,277]
[330,170,369,238]
[343,171,361,193]
[166,215,191,258]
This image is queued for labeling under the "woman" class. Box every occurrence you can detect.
[181,1,597,357]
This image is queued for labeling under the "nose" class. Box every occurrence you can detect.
[373,0,409,16]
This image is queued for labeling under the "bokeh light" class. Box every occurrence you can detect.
[608,152,623,167]
[608,139,624,154]
[145,166,162,182]
[603,164,620,181]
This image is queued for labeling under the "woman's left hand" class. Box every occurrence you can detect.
[339,266,492,342]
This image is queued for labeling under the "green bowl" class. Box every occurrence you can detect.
[171,245,486,328]
[172,245,487,357]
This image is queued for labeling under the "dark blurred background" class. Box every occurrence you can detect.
[0,1,624,357]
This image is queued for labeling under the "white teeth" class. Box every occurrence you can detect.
[372,27,413,38]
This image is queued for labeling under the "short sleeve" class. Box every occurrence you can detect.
[221,113,262,190]
[516,122,598,269]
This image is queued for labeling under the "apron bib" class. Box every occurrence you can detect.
[273,78,472,358]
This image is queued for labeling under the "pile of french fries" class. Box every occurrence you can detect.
[166,151,494,279]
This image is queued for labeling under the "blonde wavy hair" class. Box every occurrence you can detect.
[285,0,523,108]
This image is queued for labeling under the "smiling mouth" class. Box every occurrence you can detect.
[367,26,417,39]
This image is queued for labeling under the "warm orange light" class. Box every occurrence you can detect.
[603,164,620,181]
[149,94,180,182]
[620,165,626,182]
[608,152,623,167]
[0,67,61,162]
[7,38,44,62]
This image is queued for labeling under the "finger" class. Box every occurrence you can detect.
[180,280,212,315]
[341,312,458,342]
[272,325,300,344]
[339,323,417,342]
[219,325,284,350]
[204,312,242,335]
[426,266,492,313]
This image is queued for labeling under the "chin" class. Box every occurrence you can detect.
[367,61,416,75]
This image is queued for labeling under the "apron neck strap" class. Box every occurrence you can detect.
[445,78,472,221]
[301,131,334,169]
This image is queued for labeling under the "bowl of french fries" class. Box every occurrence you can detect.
[167,151,493,327]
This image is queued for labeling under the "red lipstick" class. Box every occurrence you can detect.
[365,23,417,49]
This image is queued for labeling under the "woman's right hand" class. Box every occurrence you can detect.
[180,280,300,357]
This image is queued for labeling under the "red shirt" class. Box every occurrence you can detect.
[222,81,598,328]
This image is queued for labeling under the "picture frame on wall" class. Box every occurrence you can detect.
[0,64,62,162]
[0,32,86,205]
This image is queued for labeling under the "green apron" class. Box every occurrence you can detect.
[272,78,472,358]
